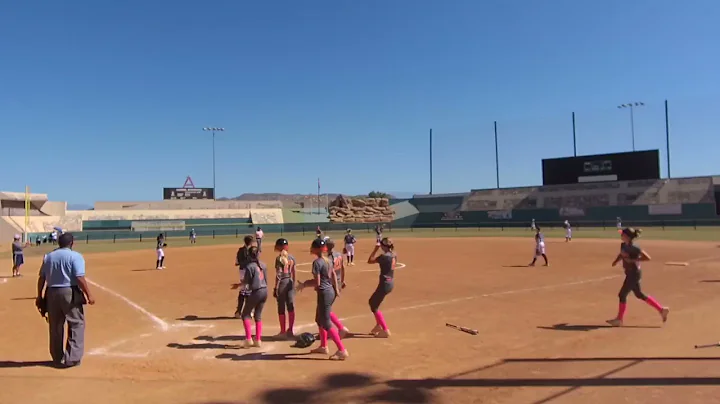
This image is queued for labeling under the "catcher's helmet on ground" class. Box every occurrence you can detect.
[293,332,316,348]
[275,238,289,249]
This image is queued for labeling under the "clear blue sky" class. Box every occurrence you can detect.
[2,0,719,205]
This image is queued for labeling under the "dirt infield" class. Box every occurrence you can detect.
[2,236,720,404]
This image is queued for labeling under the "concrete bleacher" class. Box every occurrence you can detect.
[94,200,282,210]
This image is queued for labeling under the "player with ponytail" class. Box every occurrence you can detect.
[607,228,669,327]
[273,238,296,338]
[367,237,396,338]
[296,238,349,360]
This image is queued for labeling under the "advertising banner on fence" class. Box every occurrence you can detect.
[488,210,512,220]
[559,207,585,217]
[648,204,683,215]
[441,211,464,221]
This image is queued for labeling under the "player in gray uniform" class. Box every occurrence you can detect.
[374,224,383,246]
[367,237,396,338]
[12,234,24,277]
[234,235,255,318]
[325,239,350,336]
[297,238,349,360]
[239,246,268,348]
[189,229,196,244]
[606,228,669,327]
[273,238,297,338]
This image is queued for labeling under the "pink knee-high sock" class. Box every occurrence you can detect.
[278,314,286,333]
[645,296,663,312]
[617,303,627,320]
[288,312,295,333]
[374,310,389,331]
[256,320,263,341]
[327,327,346,352]
[243,319,253,341]
[318,326,328,347]
[330,312,344,330]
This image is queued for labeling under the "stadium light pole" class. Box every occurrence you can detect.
[617,102,644,151]
[202,127,225,195]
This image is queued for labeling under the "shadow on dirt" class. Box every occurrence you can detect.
[537,323,661,331]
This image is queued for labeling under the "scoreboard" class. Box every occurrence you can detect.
[542,150,660,186]
[163,187,215,200]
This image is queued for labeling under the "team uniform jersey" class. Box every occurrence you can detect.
[376,252,396,284]
[275,254,296,281]
[620,243,642,275]
[535,232,546,255]
[312,257,334,291]
[243,262,268,292]
[156,237,165,258]
[343,233,357,256]
[375,227,383,244]
[236,246,253,295]
[329,251,344,285]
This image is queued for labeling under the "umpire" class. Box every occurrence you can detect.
[35,233,96,368]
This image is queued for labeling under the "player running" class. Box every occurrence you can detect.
[528,227,549,267]
[606,228,669,327]
[343,229,357,266]
[238,246,268,348]
[297,238,349,360]
[367,237,396,338]
[273,238,296,338]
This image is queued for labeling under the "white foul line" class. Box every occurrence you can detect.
[86,278,169,331]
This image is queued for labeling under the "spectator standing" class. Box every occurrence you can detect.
[36,233,95,368]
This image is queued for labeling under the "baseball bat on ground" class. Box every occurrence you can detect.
[694,342,720,349]
[446,323,479,335]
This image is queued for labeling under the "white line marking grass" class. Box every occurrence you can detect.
[86,278,169,331]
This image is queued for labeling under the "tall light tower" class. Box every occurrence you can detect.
[617,102,644,151]
[202,127,225,194]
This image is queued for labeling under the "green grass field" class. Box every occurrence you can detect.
[5,226,720,259]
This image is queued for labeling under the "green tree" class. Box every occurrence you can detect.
[368,191,389,198]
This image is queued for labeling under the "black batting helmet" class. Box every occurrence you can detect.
[311,238,326,250]
[275,238,289,250]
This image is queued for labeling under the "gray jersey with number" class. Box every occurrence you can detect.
[243,261,268,291]
[312,257,333,291]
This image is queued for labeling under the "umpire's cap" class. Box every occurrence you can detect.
[310,238,326,250]
[275,238,289,249]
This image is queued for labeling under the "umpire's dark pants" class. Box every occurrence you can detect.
[47,287,85,365]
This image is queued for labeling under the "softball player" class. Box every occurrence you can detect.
[326,239,350,337]
[189,228,196,244]
[156,233,167,270]
[343,229,357,266]
[616,217,622,230]
[367,237,396,338]
[11,234,24,277]
[273,238,297,338]
[238,246,268,348]
[234,235,255,318]
[316,226,323,239]
[564,220,572,242]
[374,224,383,246]
[606,228,669,327]
[255,227,264,252]
[530,219,536,231]
[528,227,548,266]
[297,238,348,360]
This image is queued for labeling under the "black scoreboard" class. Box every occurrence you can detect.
[163,187,215,200]
[542,150,660,186]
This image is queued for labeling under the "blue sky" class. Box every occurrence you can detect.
[2,0,719,205]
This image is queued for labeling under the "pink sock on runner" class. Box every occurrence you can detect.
[278,314,286,333]
[374,310,389,331]
[318,326,328,347]
[645,296,663,312]
[288,312,295,333]
[243,319,253,341]
[330,312,344,330]
[617,303,627,320]
[256,320,263,341]
[327,327,346,351]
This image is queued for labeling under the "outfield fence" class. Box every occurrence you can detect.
[23,217,720,245]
